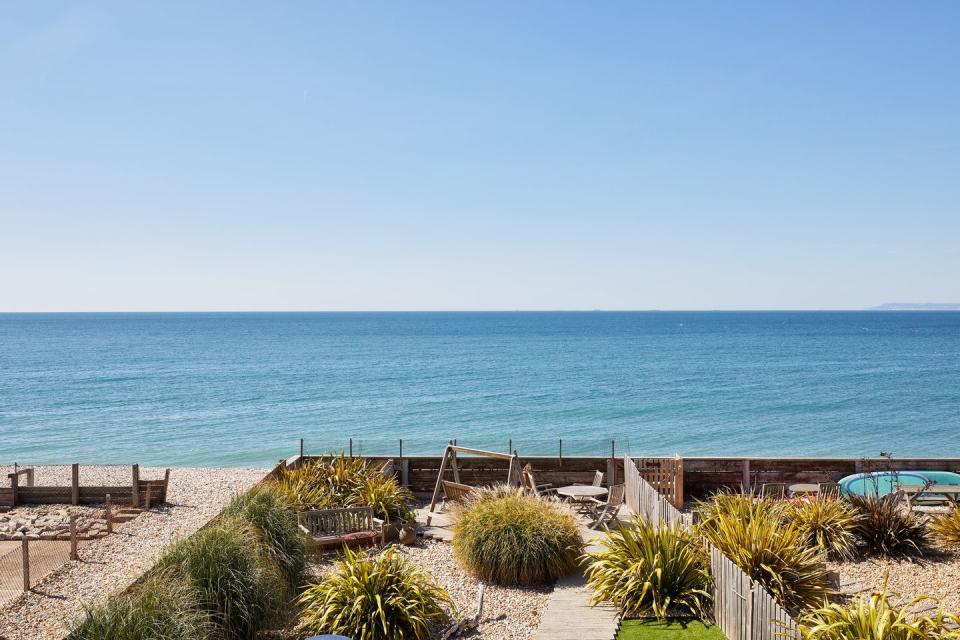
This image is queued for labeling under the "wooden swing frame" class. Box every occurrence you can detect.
[427,444,522,522]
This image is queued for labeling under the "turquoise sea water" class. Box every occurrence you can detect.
[1,312,958,467]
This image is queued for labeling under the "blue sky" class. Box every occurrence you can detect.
[2,2,958,311]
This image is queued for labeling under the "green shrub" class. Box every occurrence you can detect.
[697,496,831,614]
[348,472,414,522]
[71,572,208,640]
[274,455,412,521]
[583,517,710,619]
[158,517,285,639]
[784,497,862,560]
[223,485,306,586]
[298,546,452,640]
[796,585,929,640]
[453,492,582,585]
[929,508,960,549]
[848,493,930,558]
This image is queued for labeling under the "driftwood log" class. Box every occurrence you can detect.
[441,584,485,640]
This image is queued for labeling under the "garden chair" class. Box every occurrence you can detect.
[377,458,395,479]
[298,506,385,550]
[522,469,557,497]
[817,482,840,498]
[586,483,625,530]
[759,483,786,499]
[570,470,605,511]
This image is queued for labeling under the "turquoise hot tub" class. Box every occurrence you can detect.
[839,471,960,498]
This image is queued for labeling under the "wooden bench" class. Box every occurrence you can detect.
[297,506,384,549]
[902,484,960,508]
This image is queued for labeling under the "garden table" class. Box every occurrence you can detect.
[556,485,608,500]
[788,483,820,497]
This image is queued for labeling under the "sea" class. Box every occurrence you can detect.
[1,312,958,467]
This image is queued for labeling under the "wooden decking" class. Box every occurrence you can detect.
[532,572,620,640]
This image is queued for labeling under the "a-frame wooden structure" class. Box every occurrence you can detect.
[427,444,522,521]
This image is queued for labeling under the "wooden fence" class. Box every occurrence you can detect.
[634,455,684,508]
[623,456,690,528]
[2,465,169,507]
[709,544,798,640]
[623,456,799,640]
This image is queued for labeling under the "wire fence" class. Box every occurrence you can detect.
[299,437,636,459]
[0,530,79,605]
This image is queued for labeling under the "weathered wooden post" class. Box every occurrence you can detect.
[300,438,304,458]
[22,537,30,592]
[71,463,80,505]
[349,439,353,458]
[70,516,78,560]
[559,439,563,466]
[105,494,113,534]
[144,483,152,511]
[741,459,751,493]
[131,464,140,507]
[10,472,18,507]
[25,468,34,487]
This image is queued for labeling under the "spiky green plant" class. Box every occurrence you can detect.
[453,493,583,585]
[918,609,960,640]
[273,455,412,522]
[70,572,209,640]
[929,508,960,549]
[223,485,306,586]
[348,472,414,522]
[695,491,786,531]
[848,493,930,558]
[583,517,710,620]
[796,583,929,639]
[784,497,862,560]
[297,546,452,640]
[696,496,831,614]
[158,517,286,639]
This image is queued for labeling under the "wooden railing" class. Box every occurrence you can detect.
[622,456,799,640]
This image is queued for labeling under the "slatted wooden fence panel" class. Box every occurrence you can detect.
[624,456,690,528]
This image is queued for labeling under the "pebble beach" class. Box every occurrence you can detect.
[0,465,267,640]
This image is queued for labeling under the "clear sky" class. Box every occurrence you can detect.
[2,2,958,311]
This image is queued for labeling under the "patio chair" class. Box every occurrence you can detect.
[298,506,384,550]
[522,469,557,497]
[759,483,786,499]
[817,482,840,498]
[378,459,395,479]
[570,471,605,511]
[586,483,625,530]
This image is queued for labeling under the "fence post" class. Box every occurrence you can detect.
[300,438,304,458]
[741,460,751,493]
[70,516,78,560]
[10,472,18,507]
[610,440,617,485]
[22,537,30,591]
[105,494,113,534]
[559,439,562,466]
[26,468,34,487]
[349,438,353,458]
[399,439,403,459]
[145,483,152,511]
[71,463,80,505]
[131,464,140,507]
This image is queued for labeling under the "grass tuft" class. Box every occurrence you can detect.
[223,485,306,587]
[929,508,960,549]
[784,497,862,561]
[453,492,582,585]
[848,493,930,559]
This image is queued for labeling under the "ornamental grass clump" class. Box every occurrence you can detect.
[696,493,831,614]
[583,517,710,620]
[784,497,863,561]
[297,546,452,640]
[274,455,412,521]
[929,508,960,549]
[848,493,930,558]
[71,571,209,640]
[453,492,582,585]
[158,517,286,639]
[223,485,306,586]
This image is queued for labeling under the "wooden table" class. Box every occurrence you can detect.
[901,484,960,508]
[556,485,608,500]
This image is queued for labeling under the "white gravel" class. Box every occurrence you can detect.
[305,539,552,640]
[0,465,267,640]
[829,547,960,616]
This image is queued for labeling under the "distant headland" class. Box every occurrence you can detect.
[872,303,960,311]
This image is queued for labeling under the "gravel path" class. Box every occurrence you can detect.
[0,465,267,640]
[829,546,960,615]
[306,540,552,640]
